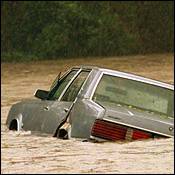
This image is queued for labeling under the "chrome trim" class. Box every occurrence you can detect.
[89,71,174,115]
[103,118,173,138]
[89,71,104,100]
[75,70,92,99]
[43,68,79,98]
[100,70,174,90]
[88,99,105,111]
[72,65,173,89]
[57,68,79,83]
[65,70,92,104]
[59,69,92,101]
[15,118,20,131]
[16,114,23,131]
[58,69,82,101]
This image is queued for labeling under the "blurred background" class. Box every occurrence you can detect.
[1,1,174,62]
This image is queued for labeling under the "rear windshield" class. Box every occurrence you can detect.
[92,74,174,118]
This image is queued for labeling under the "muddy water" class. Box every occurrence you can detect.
[1,54,174,174]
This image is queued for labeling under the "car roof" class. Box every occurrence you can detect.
[72,65,174,90]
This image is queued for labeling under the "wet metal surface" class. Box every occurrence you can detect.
[1,54,174,173]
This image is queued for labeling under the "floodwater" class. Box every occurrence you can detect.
[1,54,174,174]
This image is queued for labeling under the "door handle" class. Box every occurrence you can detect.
[44,106,49,111]
[64,108,69,113]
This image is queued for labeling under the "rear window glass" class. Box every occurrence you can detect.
[93,74,174,118]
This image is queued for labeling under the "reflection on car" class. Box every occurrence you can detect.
[6,65,174,142]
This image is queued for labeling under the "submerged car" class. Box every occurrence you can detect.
[6,65,174,141]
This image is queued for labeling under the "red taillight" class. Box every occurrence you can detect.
[91,119,127,141]
[132,130,152,140]
[91,119,152,141]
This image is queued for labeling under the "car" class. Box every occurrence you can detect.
[6,65,174,141]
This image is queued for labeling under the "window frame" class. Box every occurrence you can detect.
[90,72,174,100]
[60,70,91,102]
[47,68,80,101]
[48,68,91,101]
[90,72,174,117]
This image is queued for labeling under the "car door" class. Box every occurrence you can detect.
[23,69,90,135]
[23,69,78,133]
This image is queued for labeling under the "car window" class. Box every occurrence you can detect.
[92,74,174,118]
[48,70,78,100]
[49,72,61,91]
[61,71,90,102]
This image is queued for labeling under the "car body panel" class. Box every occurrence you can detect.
[6,99,72,134]
[102,104,174,137]
[70,99,105,138]
[6,65,174,141]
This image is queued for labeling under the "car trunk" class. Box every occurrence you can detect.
[91,104,173,141]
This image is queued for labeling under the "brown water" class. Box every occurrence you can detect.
[1,54,174,174]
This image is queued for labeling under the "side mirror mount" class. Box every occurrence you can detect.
[34,89,49,100]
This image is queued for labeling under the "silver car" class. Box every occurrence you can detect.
[6,65,174,141]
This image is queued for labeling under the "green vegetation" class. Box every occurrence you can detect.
[1,1,174,62]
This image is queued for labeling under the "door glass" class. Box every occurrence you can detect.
[49,72,61,91]
[61,71,90,102]
[48,70,78,100]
